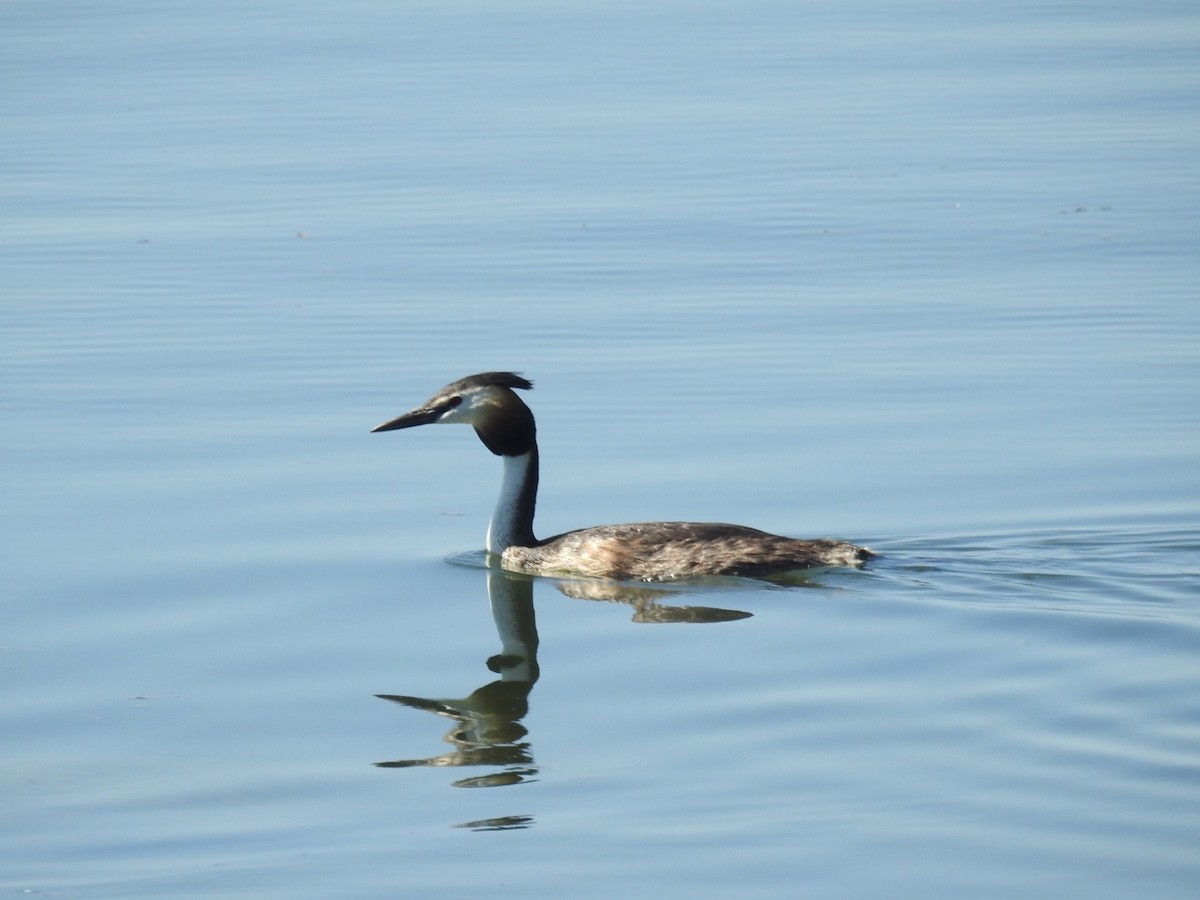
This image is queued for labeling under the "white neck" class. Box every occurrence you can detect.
[486,449,538,554]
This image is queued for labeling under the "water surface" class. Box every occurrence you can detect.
[2,2,1198,898]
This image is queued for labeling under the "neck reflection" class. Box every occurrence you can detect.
[375,569,540,790]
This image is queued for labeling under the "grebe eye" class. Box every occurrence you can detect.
[447,396,463,408]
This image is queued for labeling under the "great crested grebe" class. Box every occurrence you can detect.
[372,372,872,581]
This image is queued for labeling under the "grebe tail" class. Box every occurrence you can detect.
[372,372,872,581]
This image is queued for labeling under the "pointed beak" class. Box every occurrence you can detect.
[371,407,442,432]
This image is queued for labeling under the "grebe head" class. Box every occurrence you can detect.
[372,371,535,457]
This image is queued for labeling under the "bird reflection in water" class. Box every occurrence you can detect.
[376,570,541,788]
[552,577,755,623]
[374,568,753,796]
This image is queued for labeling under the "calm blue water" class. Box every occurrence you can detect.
[3,2,1199,897]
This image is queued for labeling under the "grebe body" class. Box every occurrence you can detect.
[373,372,872,581]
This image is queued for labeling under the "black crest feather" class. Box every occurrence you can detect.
[450,371,533,393]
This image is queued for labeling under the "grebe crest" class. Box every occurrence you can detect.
[373,372,872,581]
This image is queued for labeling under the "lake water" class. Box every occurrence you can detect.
[3,1,1198,897]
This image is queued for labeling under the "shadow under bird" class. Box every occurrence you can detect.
[372,372,872,581]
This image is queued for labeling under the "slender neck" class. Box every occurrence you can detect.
[487,443,539,553]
